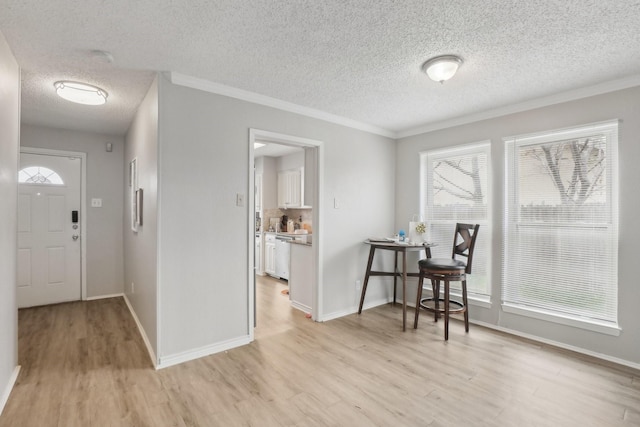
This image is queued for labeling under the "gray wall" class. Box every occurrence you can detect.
[124,76,159,361]
[157,73,395,360]
[277,151,304,171]
[396,86,640,365]
[0,30,19,413]
[261,156,277,210]
[20,125,125,298]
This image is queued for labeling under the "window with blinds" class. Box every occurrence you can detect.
[420,142,491,297]
[503,121,619,331]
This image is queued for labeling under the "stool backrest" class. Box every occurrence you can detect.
[451,223,480,274]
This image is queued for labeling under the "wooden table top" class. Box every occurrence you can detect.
[364,239,436,250]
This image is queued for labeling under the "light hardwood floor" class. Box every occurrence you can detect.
[1,275,639,426]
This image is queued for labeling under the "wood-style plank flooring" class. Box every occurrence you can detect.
[1,274,639,426]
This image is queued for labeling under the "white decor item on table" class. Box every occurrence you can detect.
[409,214,427,243]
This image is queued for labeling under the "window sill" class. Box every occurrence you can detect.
[501,303,621,336]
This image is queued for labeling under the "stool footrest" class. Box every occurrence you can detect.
[419,297,465,314]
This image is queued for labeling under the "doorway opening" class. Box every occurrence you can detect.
[248,129,323,341]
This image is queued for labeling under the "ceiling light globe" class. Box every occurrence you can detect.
[54,81,108,105]
[423,55,463,83]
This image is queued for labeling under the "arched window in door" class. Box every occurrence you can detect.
[18,166,64,185]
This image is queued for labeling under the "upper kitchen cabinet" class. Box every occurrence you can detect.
[276,149,313,209]
[278,168,303,208]
[257,147,314,210]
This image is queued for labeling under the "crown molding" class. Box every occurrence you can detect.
[169,72,640,141]
[169,72,395,139]
[397,74,640,139]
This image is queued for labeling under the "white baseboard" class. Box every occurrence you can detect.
[85,293,124,301]
[0,366,20,416]
[122,294,158,369]
[290,301,311,314]
[320,297,391,322]
[157,335,252,370]
[471,320,640,371]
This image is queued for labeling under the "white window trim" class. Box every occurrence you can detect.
[502,119,620,332]
[419,140,492,298]
[502,303,621,336]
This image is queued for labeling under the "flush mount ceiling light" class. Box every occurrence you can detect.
[422,55,463,83]
[54,81,108,105]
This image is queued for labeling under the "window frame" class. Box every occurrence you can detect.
[502,120,620,335]
[18,166,65,185]
[419,141,492,301]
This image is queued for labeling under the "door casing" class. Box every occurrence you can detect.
[248,129,323,340]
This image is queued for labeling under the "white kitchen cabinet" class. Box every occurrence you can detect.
[265,234,276,276]
[277,168,303,208]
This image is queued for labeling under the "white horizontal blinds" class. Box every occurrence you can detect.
[420,142,491,296]
[503,121,618,324]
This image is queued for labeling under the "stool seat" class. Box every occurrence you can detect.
[418,258,466,273]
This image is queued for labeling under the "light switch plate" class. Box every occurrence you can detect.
[91,198,102,208]
[236,193,245,207]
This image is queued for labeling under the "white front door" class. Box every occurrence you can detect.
[17,152,82,308]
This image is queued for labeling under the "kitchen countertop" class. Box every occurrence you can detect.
[289,239,312,246]
[263,231,313,246]
[264,231,311,237]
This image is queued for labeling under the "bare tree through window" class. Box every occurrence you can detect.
[433,156,484,205]
[518,136,607,223]
[522,137,606,205]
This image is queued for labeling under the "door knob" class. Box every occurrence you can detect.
[72,235,79,241]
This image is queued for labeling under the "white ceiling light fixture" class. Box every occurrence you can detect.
[54,81,108,105]
[422,55,463,83]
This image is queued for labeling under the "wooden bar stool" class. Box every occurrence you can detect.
[413,223,480,340]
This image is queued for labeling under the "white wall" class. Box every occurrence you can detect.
[277,151,304,171]
[261,157,277,210]
[0,30,20,414]
[124,76,159,362]
[396,86,640,366]
[157,73,395,362]
[20,125,125,298]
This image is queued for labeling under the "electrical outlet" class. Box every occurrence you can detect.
[91,198,102,208]
[355,280,361,290]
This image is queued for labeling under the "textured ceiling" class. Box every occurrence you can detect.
[1,0,640,137]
